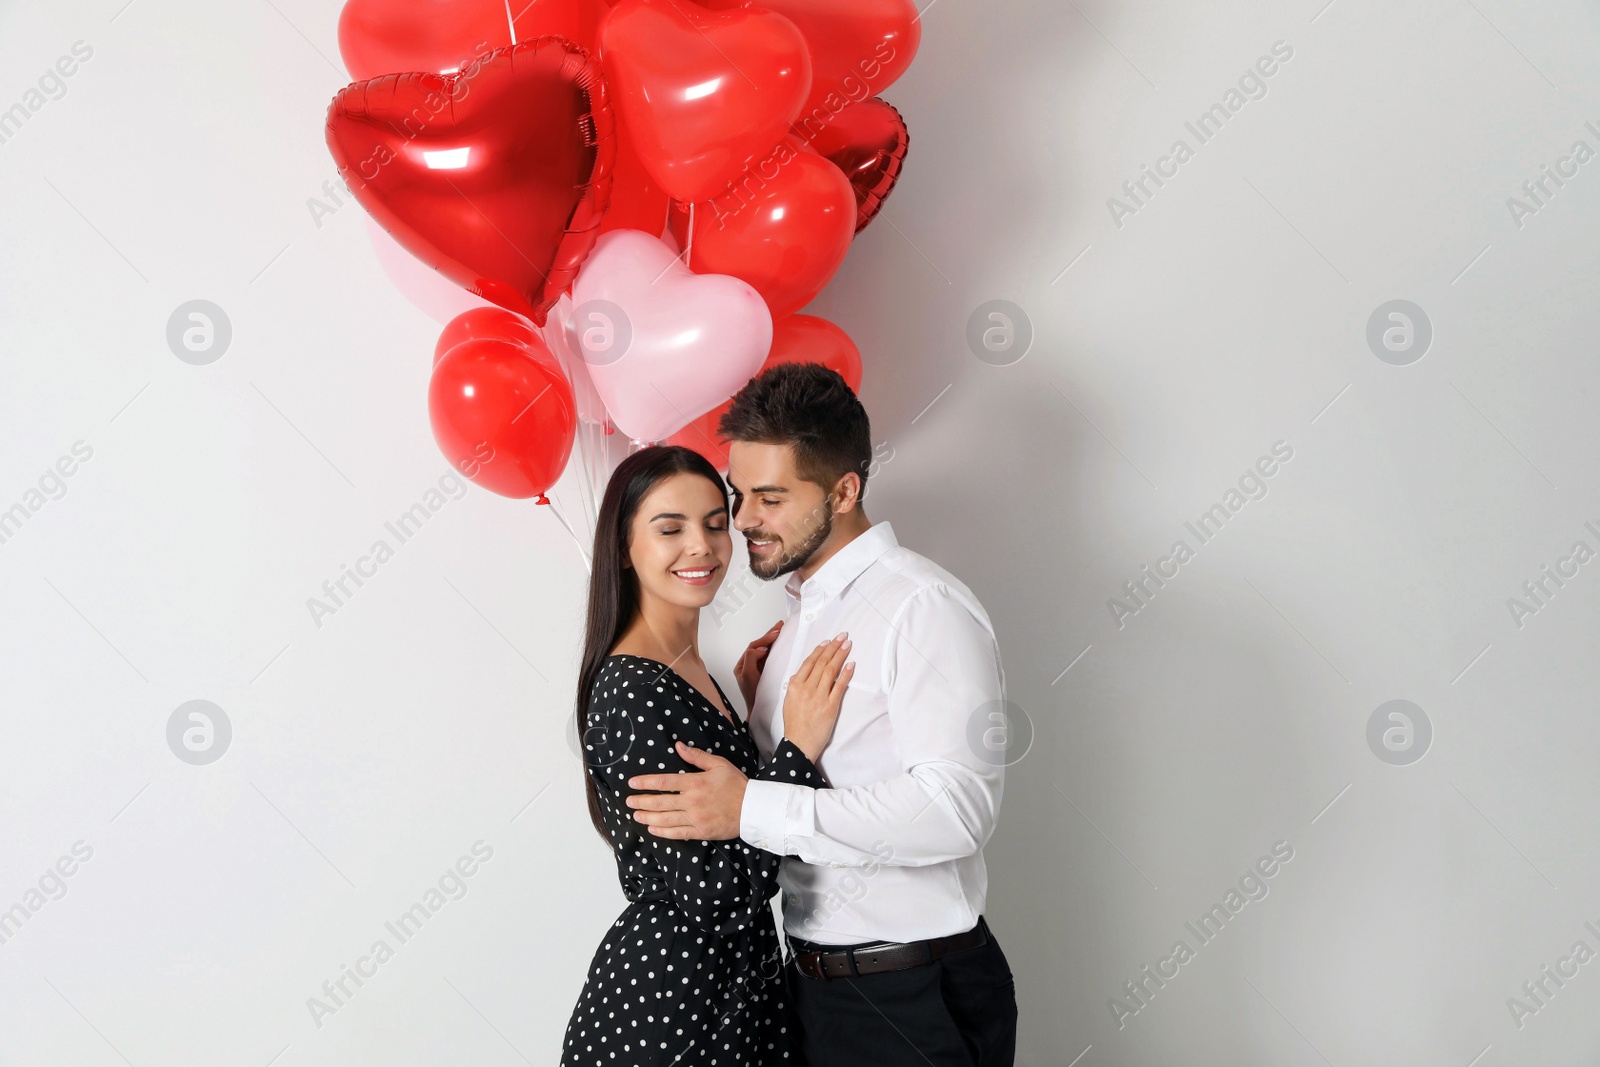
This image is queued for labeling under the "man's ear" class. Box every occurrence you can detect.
[832,471,864,513]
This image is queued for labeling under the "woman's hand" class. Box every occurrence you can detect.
[735,620,783,711]
[781,633,853,763]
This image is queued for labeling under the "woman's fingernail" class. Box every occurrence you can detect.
[846,661,855,669]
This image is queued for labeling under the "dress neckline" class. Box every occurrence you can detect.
[605,653,741,726]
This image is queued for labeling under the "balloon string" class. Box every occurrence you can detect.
[504,0,517,44]
[546,493,594,573]
[686,203,694,270]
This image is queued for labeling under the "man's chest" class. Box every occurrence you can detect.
[751,595,897,781]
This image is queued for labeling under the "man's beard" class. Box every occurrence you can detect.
[748,501,833,580]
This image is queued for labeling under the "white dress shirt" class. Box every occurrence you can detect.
[739,521,1007,945]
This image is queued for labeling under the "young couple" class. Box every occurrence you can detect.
[561,363,1018,1066]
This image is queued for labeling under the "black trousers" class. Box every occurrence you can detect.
[785,917,1018,1067]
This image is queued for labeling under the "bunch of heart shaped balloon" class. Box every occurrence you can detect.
[325,0,915,522]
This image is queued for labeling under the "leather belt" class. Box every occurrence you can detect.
[789,918,989,981]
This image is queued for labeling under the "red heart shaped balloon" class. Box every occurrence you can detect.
[708,0,920,123]
[796,97,907,232]
[669,137,855,318]
[599,0,811,203]
[338,0,606,81]
[326,37,614,326]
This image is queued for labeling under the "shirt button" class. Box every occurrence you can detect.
[805,612,815,621]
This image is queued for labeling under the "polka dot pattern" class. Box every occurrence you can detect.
[562,655,828,1066]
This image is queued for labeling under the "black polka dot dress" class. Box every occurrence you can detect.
[562,655,828,1067]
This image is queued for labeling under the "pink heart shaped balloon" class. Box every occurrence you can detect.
[571,230,772,442]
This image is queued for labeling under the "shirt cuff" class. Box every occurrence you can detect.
[740,779,814,855]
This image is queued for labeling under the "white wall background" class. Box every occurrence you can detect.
[3,0,1600,1063]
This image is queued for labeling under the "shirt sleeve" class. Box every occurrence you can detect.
[586,665,827,934]
[739,585,1006,867]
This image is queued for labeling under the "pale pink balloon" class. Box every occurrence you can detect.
[541,293,611,428]
[571,230,772,443]
[364,215,490,325]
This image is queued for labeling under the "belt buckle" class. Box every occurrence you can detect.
[796,947,830,982]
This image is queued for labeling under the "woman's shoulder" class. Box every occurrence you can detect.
[589,654,676,706]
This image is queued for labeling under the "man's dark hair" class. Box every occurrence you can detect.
[718,362,872,497]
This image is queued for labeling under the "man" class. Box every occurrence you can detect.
[625,363,1017,1065]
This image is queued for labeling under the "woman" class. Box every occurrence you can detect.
[562,445,853,1067]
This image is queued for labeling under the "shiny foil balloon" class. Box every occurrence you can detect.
[429,335,576,501]
[599,0,812,203]
[798,96,907,232]
[669,137,855,319]
[668,314,863,471]
[326,37,614,326]
[338,0,606,80]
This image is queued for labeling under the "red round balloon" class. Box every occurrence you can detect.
[668,314,862,470]
[669,138,854,318]
[796,97,907,233]
[429,336,576,500]
[599,0,812,203]
[326,37,614,326]
[338,0,606,81]
[433,307,544,365]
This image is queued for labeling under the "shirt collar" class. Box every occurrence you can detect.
[784,522,898,603]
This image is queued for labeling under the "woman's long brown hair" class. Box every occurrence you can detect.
[577,445,729,846]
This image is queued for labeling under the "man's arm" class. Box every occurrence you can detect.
[740,584,1006,867]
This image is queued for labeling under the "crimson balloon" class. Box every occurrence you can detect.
[599,0,811,203]
[338,0,606,80]
[797,97,907,233]
[326,37,614,326]
[429,336,576,501]
[669,138,855,318]
[600,112,671,237]
[433,307,542,365]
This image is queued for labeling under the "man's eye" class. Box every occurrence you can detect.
[761,499,780,507]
